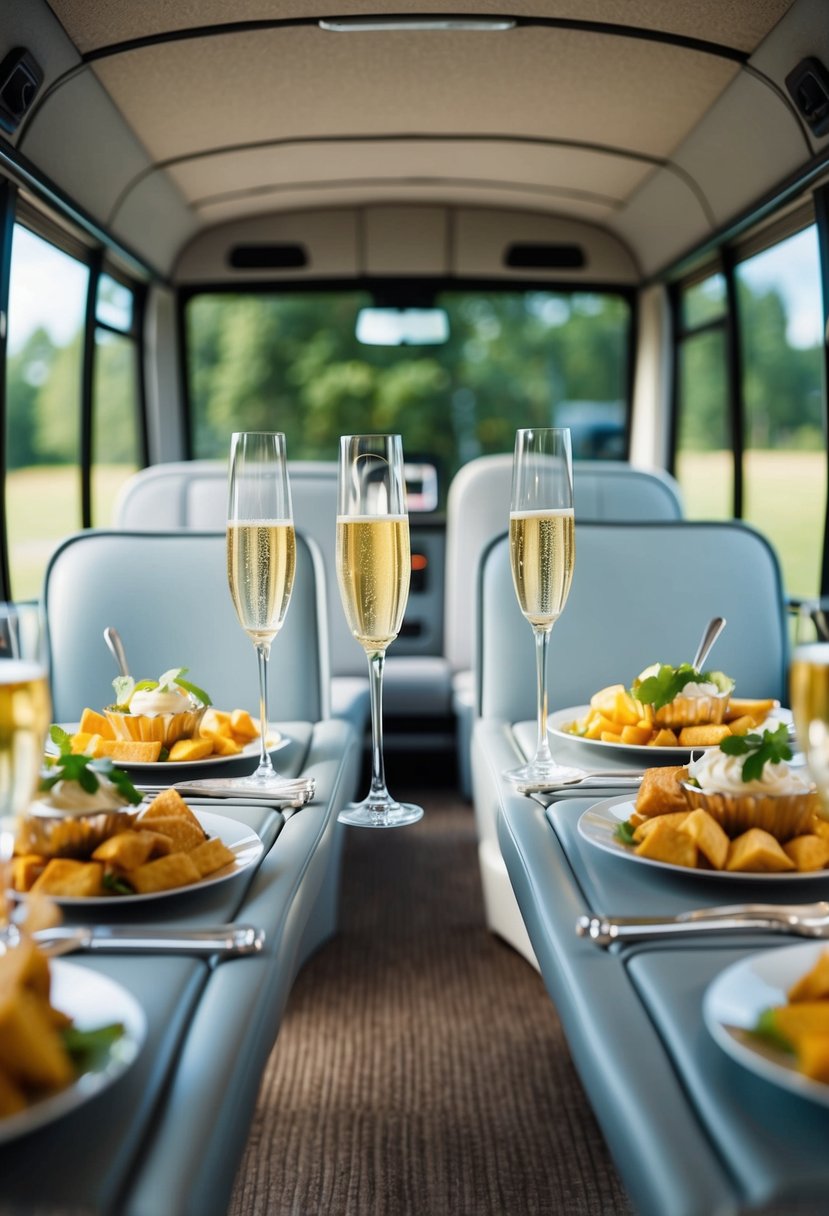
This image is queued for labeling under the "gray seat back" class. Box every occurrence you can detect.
[445,455,683,676]
[478,520,788,723]
[114,460,367,679]
[44,529,329,723]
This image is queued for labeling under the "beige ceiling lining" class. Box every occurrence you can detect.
[46,0,794,57]
[88,29,740,160]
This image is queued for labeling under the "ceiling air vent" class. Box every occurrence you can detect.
[504,243,585,270]
[785,57,829,137]
[228,244,308,270]
[0,48,43,134]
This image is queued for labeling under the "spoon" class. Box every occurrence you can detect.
[691,616,726,672]
[103,626,130,678]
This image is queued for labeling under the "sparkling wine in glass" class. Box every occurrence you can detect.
[226,432,296,789]
[0,606,52,934]
[336,434,423,827]
[504,428,582,785]
[790,600,829,813]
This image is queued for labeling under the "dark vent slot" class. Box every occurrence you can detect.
[229,244,308,270]
[504,243,585,270]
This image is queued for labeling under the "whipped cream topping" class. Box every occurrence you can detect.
[33,775,130,818]
[128,685,195,716]
[678,680,723,699]
[688,749,813,797]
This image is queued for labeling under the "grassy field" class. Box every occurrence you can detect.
[6,464,135,598]
[4,452,825,600]
[676,450,825,598]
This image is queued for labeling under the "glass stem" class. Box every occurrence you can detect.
[367,650,390,802]
[255,642,274,776]
[533,625,554,764]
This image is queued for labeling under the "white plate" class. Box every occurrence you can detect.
[0,960,145,1143]
[704,943,829,1107]
[577,795,825,882]
[38,809,264,906]
[549,704,791,760]
[50,721,288,772]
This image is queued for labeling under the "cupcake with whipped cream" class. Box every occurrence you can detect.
[682,723,817,841]
[631,661,734,729]
[105,668,211,747]
[21,738,142,858]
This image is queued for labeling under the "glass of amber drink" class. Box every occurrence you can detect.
[226,432,296,788]
[336,434,423,827]
[790,600,829,813]
[504,428,581,785]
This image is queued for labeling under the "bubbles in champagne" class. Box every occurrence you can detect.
[509,509,575,627]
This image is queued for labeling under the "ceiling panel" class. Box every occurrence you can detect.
[47,0,794,56]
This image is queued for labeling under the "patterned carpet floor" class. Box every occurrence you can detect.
[229,788,633,1216]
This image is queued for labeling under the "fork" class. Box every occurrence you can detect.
[576,901,829,947]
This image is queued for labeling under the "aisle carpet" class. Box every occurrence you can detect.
[229,791,633,1216]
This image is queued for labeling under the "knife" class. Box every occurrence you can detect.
[33,923,266,957]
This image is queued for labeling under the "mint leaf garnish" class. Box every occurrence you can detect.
[176,677,212,707]
[631,663,733,710]
[719,723,792,783]
[112,676,135,709]
[750,1007,794,1054]
[615,820,637,846]
[62,1022,125,1068]
[102,871,136,896]
[49,724,73,755]
[39,753,143,805]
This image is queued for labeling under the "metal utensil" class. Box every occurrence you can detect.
[691,615,726,672]
[136,777,316,806]
[33,923,266,958]
[104,626,130,678]
[576,900,829,948]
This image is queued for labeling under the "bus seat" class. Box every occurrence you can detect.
[43,529,331,727]
[471,518,788,959]
[447,455,685,795]
[113,461,371,735]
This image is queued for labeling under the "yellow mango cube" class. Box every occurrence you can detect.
[620,724,652,745]
[230,709,260,740]
[208,734,243,756]
[649,728,679,747]
[167,738,214,763]
[78,707,115,740]
[634,820,697,868]
[680,808,730,870]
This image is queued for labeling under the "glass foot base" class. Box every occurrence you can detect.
[338,799,424,829]
[503,760,585,787]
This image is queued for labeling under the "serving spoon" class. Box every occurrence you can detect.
[103,626,130,678]
[691,615,726,672]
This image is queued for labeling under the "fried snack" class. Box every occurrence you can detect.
[634,766,689,818]
[568,683,771,748]
[94,738,163,763]
[789,951,829,1002]
[69,706,261,763]
[724,698,776,722]
[634,819,697,867]
[137,816,205,853]
[140,787,204,830]
[91,829,167,870]
[783,835,829,872]
[680,808,730,870]
[167,738,214,763]
[31,859,105,897]
[632,810,690,841]
[11,855,47,892]
[677,724,732,747]
[129,852,201,894]
[725,828,796,872]
[189,836,236,877]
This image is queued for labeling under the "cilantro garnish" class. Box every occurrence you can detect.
[102,871,136,896]
[40,741,143,805]
[62,1022,125,1069]
[750,1007,794,1055]
[631,663,732,711]
[614,820,637,846]
[719,723,792,783]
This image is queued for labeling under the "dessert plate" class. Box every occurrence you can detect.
[27,809,264,906]
[50,722,289,772]
[577,795,824,883]
[0,961,146,1143]
[703,942,829,1107]
[549,704,791,760]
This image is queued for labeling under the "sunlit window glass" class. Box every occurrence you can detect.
[674,328,732,518]
[186,288,631,505]
[681,273,726,328]
[91,330,141,524]
[96,273,134,332]
[737,226,825,597]
[5,226,88,598]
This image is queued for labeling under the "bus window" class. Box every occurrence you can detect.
[91,274,142,525]
[736,227,825,598]
[5,226,88,599]
[186,287,631,501]
[674,272,733,520]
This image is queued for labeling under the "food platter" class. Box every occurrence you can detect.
[49,722,289,773]
[0,961,145,1144]
[577,795,824,883]
[703,942,829,1108]
[19,809,264,906]
[549,704,792,760]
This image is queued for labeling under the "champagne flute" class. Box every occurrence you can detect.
[226,432,296,789]
[335,435,423,827]
[504,428,581,785]
[790,599,829,812]
[0,606,52,939]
